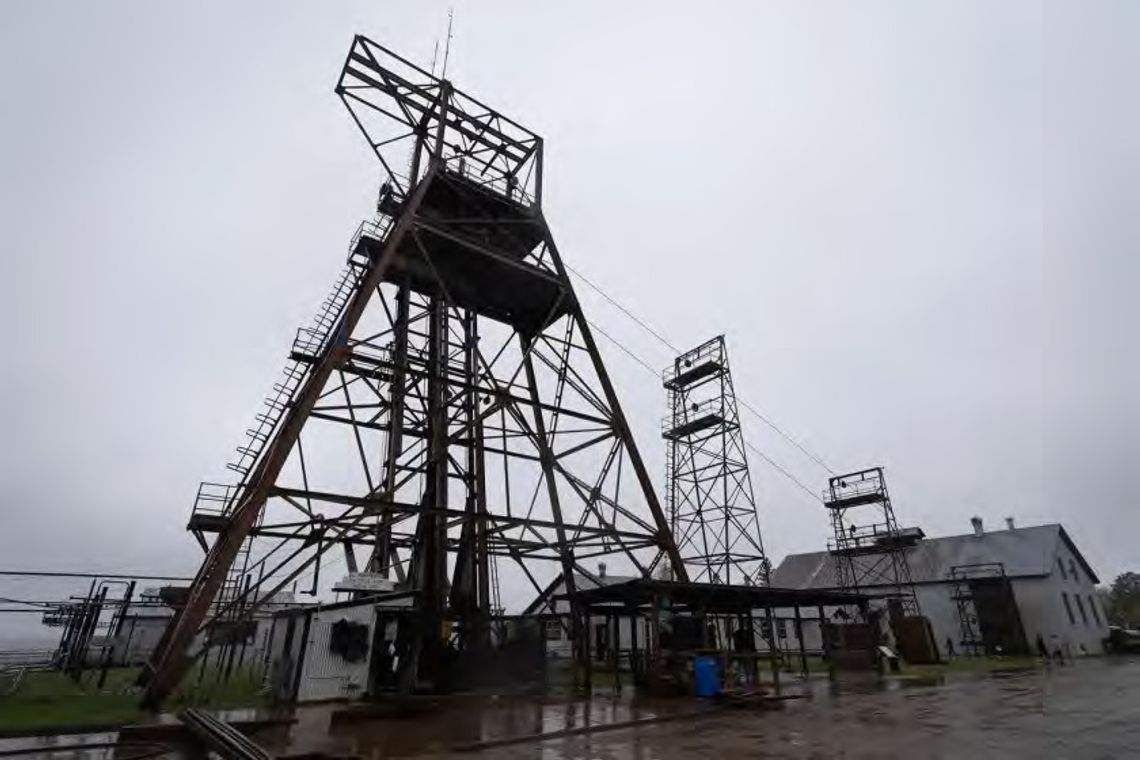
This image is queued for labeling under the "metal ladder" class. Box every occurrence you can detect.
[664,437,677,536]
[221,215,394,489]
[226,266,360,482]
[185,214,396,558]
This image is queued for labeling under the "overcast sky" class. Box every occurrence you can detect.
[1,1,1137,636]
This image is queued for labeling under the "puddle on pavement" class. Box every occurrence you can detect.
[5,659,1139,759]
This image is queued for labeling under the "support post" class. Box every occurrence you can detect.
[794,605,808,678]
[818,604,829,664]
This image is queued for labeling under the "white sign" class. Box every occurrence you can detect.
[334,573,397,593]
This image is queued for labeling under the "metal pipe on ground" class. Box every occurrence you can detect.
[179,708,271,760]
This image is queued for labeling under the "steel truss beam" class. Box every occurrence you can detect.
[823,467,922,619]
[140,37,685,706]
[663,336,771,586]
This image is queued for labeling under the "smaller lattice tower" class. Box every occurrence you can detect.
[662,336,770,585]
[823,467,921,618]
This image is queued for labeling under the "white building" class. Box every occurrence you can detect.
[524,570,647,659]
[264,595,384,702]
[771,520,1108,659]
[103,587,296,668]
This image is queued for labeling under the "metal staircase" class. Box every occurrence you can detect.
[664,438,676,532]
[231,263,360,480]
[948,562,1006,656]
[188,217,393,543]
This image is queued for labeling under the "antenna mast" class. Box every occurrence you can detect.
[441,9,454,78]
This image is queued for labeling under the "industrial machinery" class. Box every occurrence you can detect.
[139,36,687,706]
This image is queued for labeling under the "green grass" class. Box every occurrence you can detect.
[0,665,271,734]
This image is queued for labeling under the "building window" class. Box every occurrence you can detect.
[1069,558,1079,582]
[544,620,563,641]
[1062,592,1076,625]
[1074,594,1089,625]
[776,619,788,639]
[1089,595,1102,626]
[1057,557,1067,580]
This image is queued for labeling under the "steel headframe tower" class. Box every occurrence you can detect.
[139,35,687,706]
[662,336,770,585]
[823,467,921,618]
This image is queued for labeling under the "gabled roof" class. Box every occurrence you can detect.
[771,523,1100,590]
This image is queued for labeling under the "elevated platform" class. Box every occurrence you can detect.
[663,359,723,391]
[824,467,888,510]
[662,413,724,440]
[828,526,924,556]
[662,336,727,390]
[356,171,569,335]
[187,512,229,534]
[416,170,546,255]
[823,491,886,510]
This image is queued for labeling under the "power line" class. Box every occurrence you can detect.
[585,319,661,376]
[588,319,825,505]
[0,596,53,608]
[742,441,825,504]
[567,264,835,476]
[0,570,193,581]
[737,398,835,476]
[568,264,680,354]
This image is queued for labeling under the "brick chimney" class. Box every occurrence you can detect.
[971,516,984,537]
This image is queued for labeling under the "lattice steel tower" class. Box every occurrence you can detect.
[823,467,921,617]
[140,36,687,706]
[662,337,770,585]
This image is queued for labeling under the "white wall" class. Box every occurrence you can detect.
[295,604,375,701]
[772,574,1110,663]
[914,584,961,657]
[767,612,825,655]
[1014,571,1107,656]
[890,573,1107,659]
[109,616,168,665]
[544,614,648,659]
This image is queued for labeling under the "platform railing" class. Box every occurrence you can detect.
[662,337,724,385]
[348,215,394,268]
[443,156,536,206]
[192,481,240,517]
[662,396,724,429]
[827,521,902,552]
[191,223,382,532]
[822,478,885,504]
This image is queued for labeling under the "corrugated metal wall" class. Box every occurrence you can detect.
[296,604,375,702]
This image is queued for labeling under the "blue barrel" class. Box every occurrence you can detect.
[694,655,720,697]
